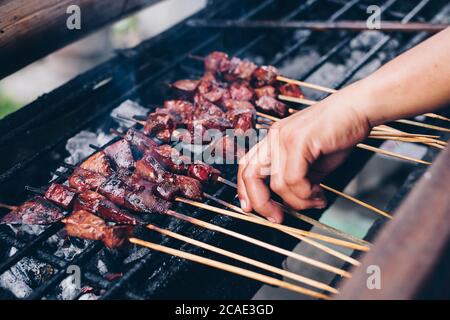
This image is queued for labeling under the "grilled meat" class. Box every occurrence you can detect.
[171,79,200,98]
[278,83,304,98]
[254,85,277,98]
[45,183,76,210]
[62,210,131,249]
[80,152,114,177]
[104,139,135,171]
[1,196,64,225]
[252,65,279,87]
[75,190,139,225]
[188,163,220,184]
[69,167,108,192]
[228,81,254,101]
[224,57,257,82]
[124,128,159,156]
[255,95,288,117]
[204,51,231,73]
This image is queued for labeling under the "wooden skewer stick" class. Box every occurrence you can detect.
[395,119,450,133]
[356,143,431,165]
[146,223,338,293]
[0,203,17,210]
[319,184,392,219]
[203,193,362,266]
[277,76,337,94]
[209,182,371,246]
[129,237,330,299]
[165,209,351,277]
[423,113,450,122]
[368,135,445,149]
[175,197,368,252]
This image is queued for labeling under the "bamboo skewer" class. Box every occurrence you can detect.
[165,209,351,277]
[129,237,330,299]
[207,182,371,247]
[146,223,338,293]
[175,197,368,252]
[0,203,17,210]
[203,193,362,266]
[395,119,450,133]
[319,184,391,219]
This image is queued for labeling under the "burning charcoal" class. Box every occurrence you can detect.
[45,183,76,210]
[80,151,114,177]
[104,139,135,171]
[278,83,304,98]
[0,197,64,225]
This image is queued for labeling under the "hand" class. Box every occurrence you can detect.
[237,82,372,223]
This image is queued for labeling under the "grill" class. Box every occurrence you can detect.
[0,0,449,300]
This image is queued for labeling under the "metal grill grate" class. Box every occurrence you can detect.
[0,0,448,300]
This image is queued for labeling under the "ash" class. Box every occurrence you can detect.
[0,247,54,298]
[110,99,149,129]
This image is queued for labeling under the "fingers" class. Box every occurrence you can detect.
[238,138,284,223]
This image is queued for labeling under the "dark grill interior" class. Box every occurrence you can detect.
[0,0,449,299]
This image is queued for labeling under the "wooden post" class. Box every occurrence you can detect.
[0,0,163,79]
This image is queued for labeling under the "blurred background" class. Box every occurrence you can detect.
[0,0,207,119]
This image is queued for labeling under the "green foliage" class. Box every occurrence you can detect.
[0,92,21,119]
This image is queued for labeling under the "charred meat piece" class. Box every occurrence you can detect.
[174,175,203,200]
[190,117,233,133]
[62,210,131,249]
[211,135,246,161]
[188,163,220,184]
[254,85,276,99]
[171,79,200,98]
[124,189,171,215]
[135,151,170,184]
[152,145,190,173]
[1,197,64,225]
[69,167,108,192]
[278,83,304,98]
[228,81,254,101]
[204,51,231,73]
[124,128,159,156]
[155,129,173,143]
[143,113,175,136]
[197,80,227,104]
[255,96,288,117]
[222,99,255,113]
[228,110,255,135]
[80,152,114,177]
[162,100,195,123]
[98,175,130,207]
[225,57,257,82]
[104,139,135,171]
[45,183,76,210]
[194,101,226,119]
[252,65,279,87]
[76,190,139,225]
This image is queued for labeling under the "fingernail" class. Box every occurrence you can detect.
[240,199,247,210]
[267,217,276,223]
